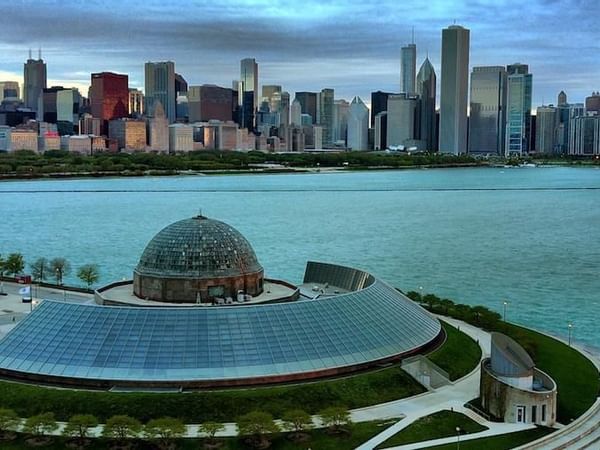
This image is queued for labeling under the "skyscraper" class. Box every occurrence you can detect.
[333,99,350,144]
[535,106,558,154]
[23,51,47,112]
[505,63,533,156]
[90,72,129,135]
[174,73,188,95]
[468,66,507,155]
[188,85,235,123]
[416,58,437,151]
[557,90,567,106]
[128,88,144,116]
[239,58,258,130]
[0,81,20,102]
[400,43,416,95]
[439,25,470,154]
[277,91,291,127]
[148,100,169,153]
[262,85,281,101]
[387,94,417,148]
[290,99,302,126]
[318,88,334,145]
[145,61,176,123]
[586,92,600,115]
[371,91,394,128]
[347,96,369,151]
[294,92,318,124]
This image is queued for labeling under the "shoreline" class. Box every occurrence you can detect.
[3,161,597,183]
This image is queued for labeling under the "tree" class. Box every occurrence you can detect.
[4,253,25,276]
[50,257,71,285]
[282,409,313,434]
[0,408,19,438]
[0,254,6,277]
[23,412,58,437]
[198,421,224,444]
[62,414,98,447]
[102,415,141,442]
[144,417,186,450]
[318,406,352,433]
[76,264,100,289]
[30,257,51,283]
[237,411,280,448]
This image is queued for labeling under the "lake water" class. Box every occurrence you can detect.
[1,167,599,346]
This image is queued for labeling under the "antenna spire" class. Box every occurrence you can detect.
[28,48,32,59]
[411,26,414,44]
[38,47,41,60]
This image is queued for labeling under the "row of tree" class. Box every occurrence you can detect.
[0,253,100,288]
[0,406,351,449]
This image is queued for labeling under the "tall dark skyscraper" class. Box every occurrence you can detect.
[294,92,318,124]
[174,73,188,95]
[23,50,47,112]
[370,91,394,128]
[239,58,258,130]
[90,72,129,135]
[439,25,470,154]
[416,58,437,151]
[145,61,176,123]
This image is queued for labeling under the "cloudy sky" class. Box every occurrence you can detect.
[0,0,597,107]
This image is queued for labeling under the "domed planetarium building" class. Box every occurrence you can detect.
[0,215,443,389]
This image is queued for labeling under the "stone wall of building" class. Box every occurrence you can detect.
[480,359,557,426]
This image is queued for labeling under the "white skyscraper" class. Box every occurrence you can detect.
[347,96,369,151]
[439,25,470,154]
[401,43,416,95]
[291,99,302,126]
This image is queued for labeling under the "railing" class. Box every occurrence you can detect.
[464,401,492,421]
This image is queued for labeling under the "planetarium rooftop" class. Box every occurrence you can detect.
[0,262,442,388]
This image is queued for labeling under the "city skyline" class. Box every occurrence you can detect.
[0,0,598,108]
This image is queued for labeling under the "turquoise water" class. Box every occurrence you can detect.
[1,167,599,346]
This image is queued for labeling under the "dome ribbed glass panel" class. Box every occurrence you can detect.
[135,216,262,278]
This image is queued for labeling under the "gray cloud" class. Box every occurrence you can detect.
[0,0,597,104]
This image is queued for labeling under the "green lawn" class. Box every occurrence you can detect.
[375,410,487,449]
[500,322,599,422]
[420,427,554,450]
[0,368,423,423]
[0,420,394,450]
[428,322,482,381]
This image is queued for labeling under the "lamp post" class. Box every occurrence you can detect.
[419,285,424,302]
[456,426,461,450]
[503,301,508,322]
[568,322,573,346]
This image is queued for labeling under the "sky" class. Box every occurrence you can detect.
[0,0,598,108]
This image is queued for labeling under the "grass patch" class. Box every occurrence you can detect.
[428,322,482,381]
[420,427,554,450]
[375,410,487,449]
[0,367,423,422]
[501,322,599,423]
[0,420,393,449]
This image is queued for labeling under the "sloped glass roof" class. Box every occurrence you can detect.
[0,272,440,383]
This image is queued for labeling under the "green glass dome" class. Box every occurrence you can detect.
[135,215,263,279]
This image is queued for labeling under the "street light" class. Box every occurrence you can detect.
[568,322,573,346]
[503,301,508,322]
[456,426,461,450]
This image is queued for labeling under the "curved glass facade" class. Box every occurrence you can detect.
[0,269,440,385]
